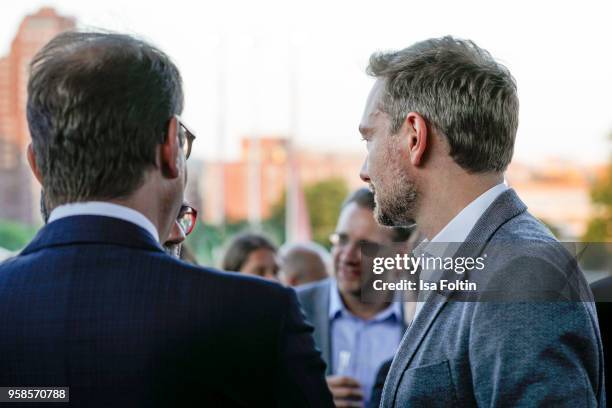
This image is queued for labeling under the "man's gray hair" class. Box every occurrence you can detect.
[367,36,519,173]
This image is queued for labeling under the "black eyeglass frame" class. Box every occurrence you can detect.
[172,115,196,159]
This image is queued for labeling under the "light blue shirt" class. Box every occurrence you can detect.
[329,279,404,404]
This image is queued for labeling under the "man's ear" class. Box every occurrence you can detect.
[160,116,180,179]
[27,143,43,185]
[402,112,428,167]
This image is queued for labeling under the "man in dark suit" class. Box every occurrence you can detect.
[0,31,333,407]
[358,36,605,406]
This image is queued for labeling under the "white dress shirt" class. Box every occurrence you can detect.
[48,201,160,242]
[412,182,508,320]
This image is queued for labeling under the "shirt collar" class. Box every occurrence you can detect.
[411,182,508,322]
[329,278,344,319]
[328,278,402,322]
[48,201,160,243]
[414,182,508,258]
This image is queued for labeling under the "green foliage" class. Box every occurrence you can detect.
[184,220,247,267]
[591,168,612,207]
[304,178,349,248]
[256,177,349,249]
[583,162,612,243]
[584,217,610,242]
[267,190,287,244]
[580,135,611,269]
[0,220,38,251]
[185,218,285,268]
[186,178,349,266]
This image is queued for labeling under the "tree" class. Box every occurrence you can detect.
[581,134,611,270]
[0,220,37,251]
[268,178,349,248]
[583,144,612,242]
[304,178,349,248]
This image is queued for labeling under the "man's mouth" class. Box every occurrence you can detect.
[338,265,361,280]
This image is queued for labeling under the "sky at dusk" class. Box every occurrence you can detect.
[2,0,611,165]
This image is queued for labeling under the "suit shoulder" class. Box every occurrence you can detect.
[294,279,331,320]
[295,278,330,299]
[493,210,558,243]
[488,210,574,265]
[157,255,292,301]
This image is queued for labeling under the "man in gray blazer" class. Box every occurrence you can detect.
[358,36,605,406]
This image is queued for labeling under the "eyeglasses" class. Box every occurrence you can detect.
[176,116,196,159]
[329,232,384,256]
[177,204,198,236]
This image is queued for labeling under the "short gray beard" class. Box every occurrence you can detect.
[374,180,418,228]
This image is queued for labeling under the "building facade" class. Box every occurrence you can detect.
[0,8,75,225]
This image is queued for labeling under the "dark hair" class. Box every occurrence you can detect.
[342,188,414,242]
[40,189,49,223]
[341,187,376,211]
[221,233,277,272]
[27,31,184,207]
[367,36,518,173]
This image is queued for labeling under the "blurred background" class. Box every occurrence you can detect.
[0,1,610,276]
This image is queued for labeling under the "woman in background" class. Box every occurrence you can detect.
[221,233,279,281]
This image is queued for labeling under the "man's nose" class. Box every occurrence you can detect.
[165,220,186,246]
[359,158,370,183]
[341,242,361,264]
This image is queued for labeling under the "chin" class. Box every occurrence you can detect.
[340,284,362,298]
[375,206,397,227]
[374,188,417,227]
[337,279,362,296]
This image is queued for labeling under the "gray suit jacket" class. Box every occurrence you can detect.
[296,279,334,375]
[381,189,605,407]
[296,279,408,376]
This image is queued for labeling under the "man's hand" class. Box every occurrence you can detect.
[326,375,364,408]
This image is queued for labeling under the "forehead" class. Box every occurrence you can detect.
[248,248,276,263]
[336,202,391,241]
[360,79,386,127]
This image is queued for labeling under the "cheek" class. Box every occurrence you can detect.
[380,145,405,183]
[368,142,390,179]
[239,258,255,275]
[332,247,341,269]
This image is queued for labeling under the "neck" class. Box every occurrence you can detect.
[45,173,177,243]
[341,291,390,320]
[108,197,162,239]
[417,170,503,240]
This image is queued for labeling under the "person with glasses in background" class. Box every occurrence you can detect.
[0,31,332,407]
[296,188,415,408]
[164,203,197,259]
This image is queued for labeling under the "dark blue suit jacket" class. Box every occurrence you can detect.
[0,215,333,407]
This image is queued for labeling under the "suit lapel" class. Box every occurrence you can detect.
[310,281,332,375]
[381,189,528,406]
[381,289,449,406]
